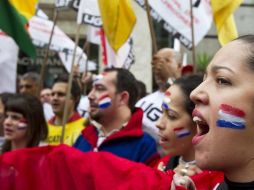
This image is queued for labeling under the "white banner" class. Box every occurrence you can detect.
[0,32,19,93]
[77,0,102,26]
[55,0,72,8]
[134,0,212,49]
[28,16,96,72]
[86,26,101,45]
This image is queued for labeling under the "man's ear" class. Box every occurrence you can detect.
[118,91,129,106]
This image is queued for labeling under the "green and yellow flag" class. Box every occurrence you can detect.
[98,0,136,52]
[211,0,243,46]
[0,0,37,58]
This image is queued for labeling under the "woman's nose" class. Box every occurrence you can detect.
[3,116,12,126]
[156,116,166,130]
[190,83,209,105]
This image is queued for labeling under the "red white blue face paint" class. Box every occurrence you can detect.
[162,91,171,110]
[98,94,111,109]
[93,72,107,84]
[173,127,191,138]
[216,104,246,130]
[17,119,28,130]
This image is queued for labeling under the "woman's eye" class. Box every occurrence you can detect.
[216,77,231,85]
[167,112,177,120]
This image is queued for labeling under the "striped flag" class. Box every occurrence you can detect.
[217,104,246,129]
[98,94,111,109]
[174,127,191,138]
[17,120,28,130]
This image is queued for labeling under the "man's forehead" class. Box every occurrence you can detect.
[156,49,173,58]
[20,79,36,84]
[52,82,68,90]
[41,89,51,94]
[94,71,116,85]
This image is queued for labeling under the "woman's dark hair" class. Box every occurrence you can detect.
[234,35,254,71]
[2,94,48,153]
[173,74,203,117]
[0,93,14,136]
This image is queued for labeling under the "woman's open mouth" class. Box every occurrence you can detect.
[192,110,210,145]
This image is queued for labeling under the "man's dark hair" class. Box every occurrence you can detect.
[54,74,81,110]
[104,68,138,112]
[136,80,147,100]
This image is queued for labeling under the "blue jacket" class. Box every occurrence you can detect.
[73,108,160,165]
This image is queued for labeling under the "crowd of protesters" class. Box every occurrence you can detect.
[1,35,254,189]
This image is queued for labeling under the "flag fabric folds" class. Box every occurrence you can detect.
[0,145,172,190]
[211,0,243,46]
[0,0,36,58]
[98,0,136,52]
[9,0,37,20]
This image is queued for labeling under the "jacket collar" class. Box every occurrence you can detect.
[82,108,144,147]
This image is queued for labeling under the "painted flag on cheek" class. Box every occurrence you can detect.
[173,127,191,138]
[216,104,246,129]
[17,119,28,130]
[98,94,111,109]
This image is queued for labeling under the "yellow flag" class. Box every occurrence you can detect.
[98,0,136,52]
[9,0,37,20]
[211,0,242,46]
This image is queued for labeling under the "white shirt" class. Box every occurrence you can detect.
[136,91,165,155]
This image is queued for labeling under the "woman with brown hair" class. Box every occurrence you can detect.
[2,94,48,153]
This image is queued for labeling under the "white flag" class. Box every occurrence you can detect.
[101,30,134,69]
[0,32,19,93]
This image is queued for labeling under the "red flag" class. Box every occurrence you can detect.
[0,145,172,190]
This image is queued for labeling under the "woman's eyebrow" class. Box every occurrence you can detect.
[211,65,235,74]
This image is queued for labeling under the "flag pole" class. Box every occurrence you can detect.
[189,0,196,73]
[77,37,90,95]
[39,9,58,97]
[60,24,82,144]
[144,0,157,55]
[82,39,90,95]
